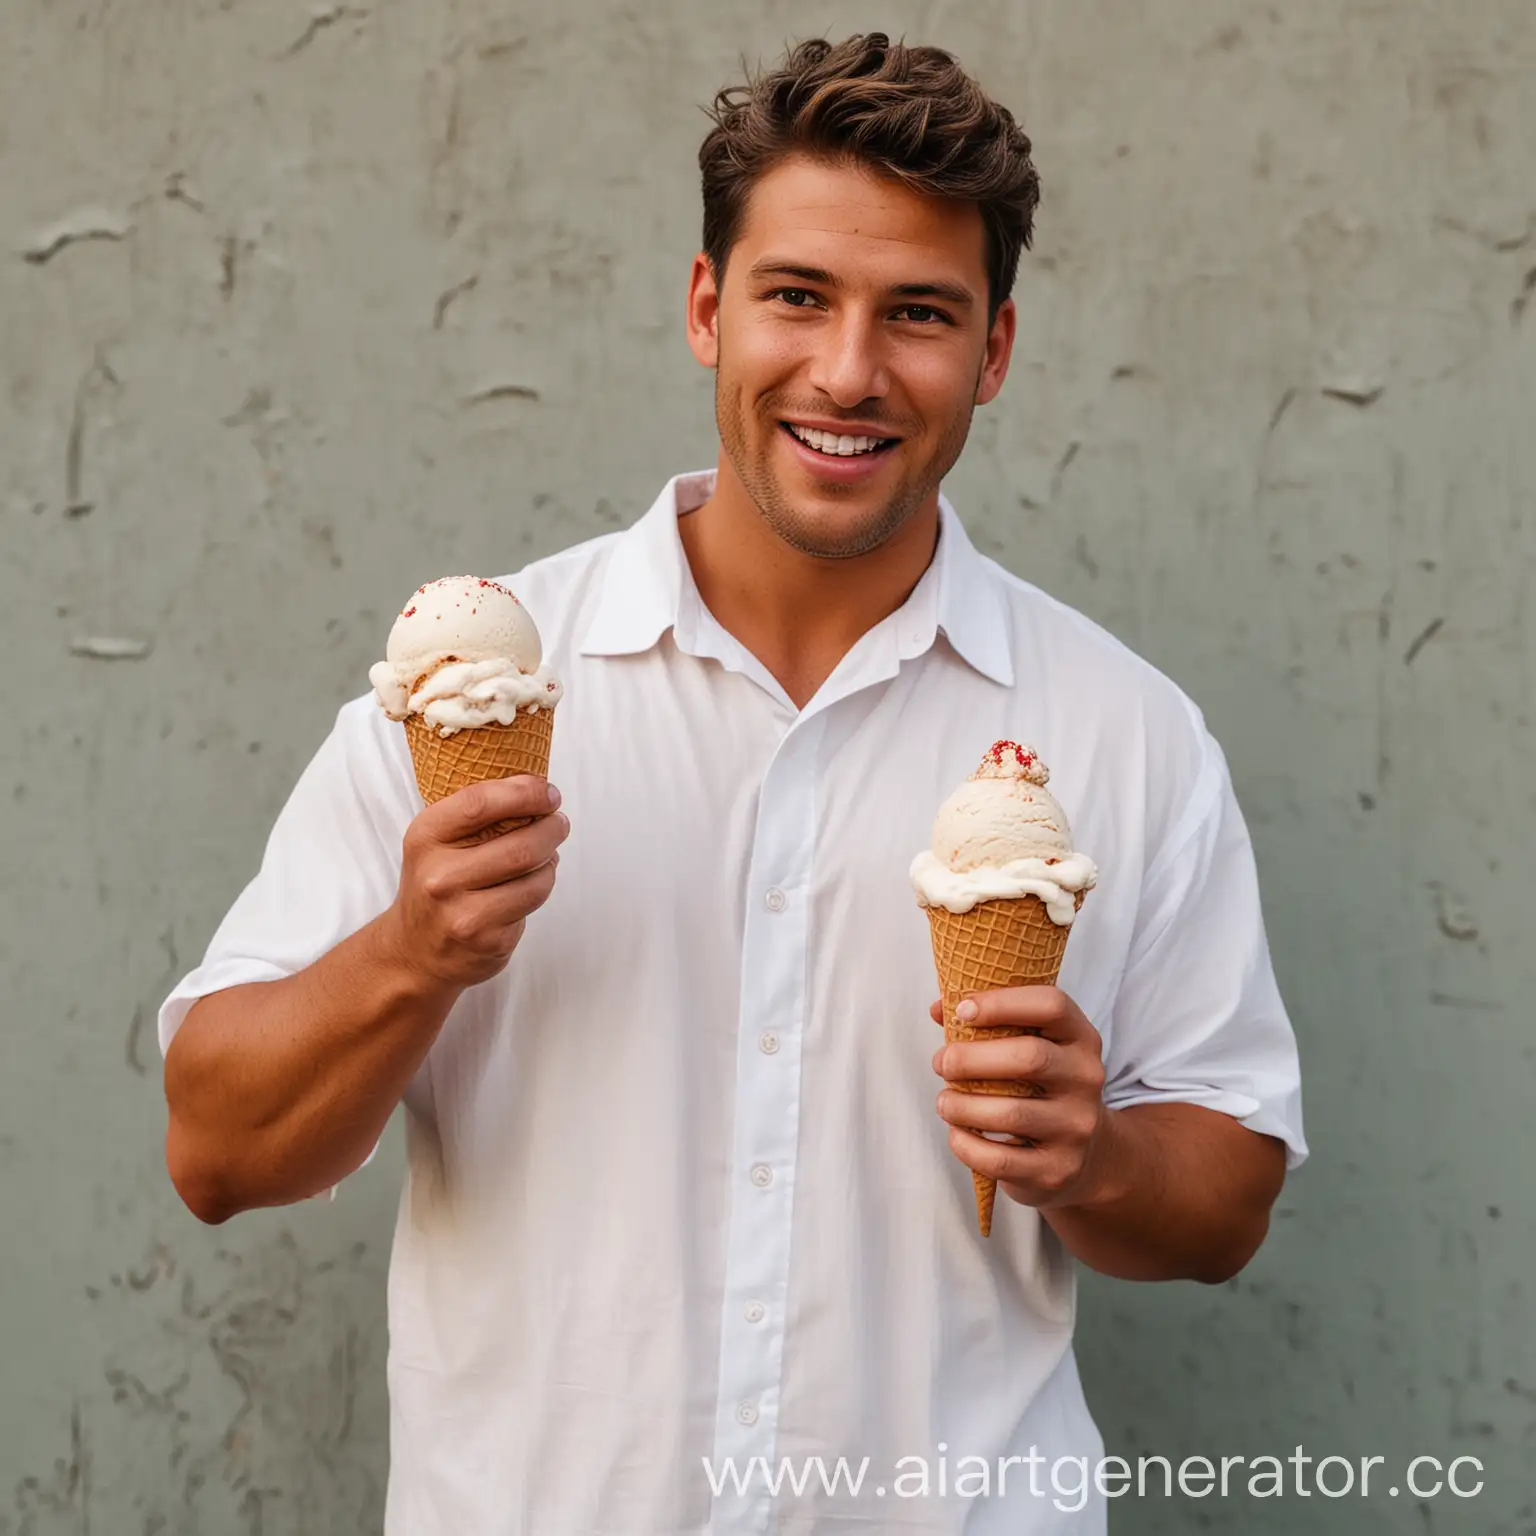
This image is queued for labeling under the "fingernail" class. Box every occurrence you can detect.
[546,783,561,809]
[956,999,978,1021]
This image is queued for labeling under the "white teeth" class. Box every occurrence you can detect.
[788,424,888,457]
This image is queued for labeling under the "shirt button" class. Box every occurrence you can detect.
[750,1163,774,1188]
[764,886,787,912]
[758,1030,780,1055]
[736,1401,759,1426]
[744,1300,766,1323]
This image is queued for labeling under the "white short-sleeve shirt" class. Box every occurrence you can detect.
[160,469,1306,1535]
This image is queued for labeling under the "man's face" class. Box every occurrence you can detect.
[687,153,1016,560]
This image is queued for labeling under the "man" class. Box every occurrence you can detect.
[161,33,1305,1535]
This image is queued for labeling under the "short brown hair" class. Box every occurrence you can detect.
[699,34,1041,321]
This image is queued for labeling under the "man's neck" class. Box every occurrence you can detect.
[677,453,941,711]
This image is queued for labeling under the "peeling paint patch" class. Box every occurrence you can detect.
[21,209,135,264]
[70,636,154,660]
[460,382,540,406]
[89,1229,385,1522]
[1403,616,1444,666]
[164,173,206,213]
[1321,379,1384,407]
[1267,387,1297,436]
[122,1243,178,1293]
[220,233,239,299]
[1430,883,1480,942]
[127,1004,149,1075]
[65,391,94,518]
[280,4,369,58]
[432,273,479,329]
[1437,211,1536,253]
[1049,440,1080,501]
[106,1367,191,1415]
[10,1402,91,1526]
[1429,992,1504,1012]
[64,354,120,517]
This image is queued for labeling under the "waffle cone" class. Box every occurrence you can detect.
[926,889,1084,1237]
[403,707,555,843]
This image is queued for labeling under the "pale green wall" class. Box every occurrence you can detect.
[3,1,1531,1531]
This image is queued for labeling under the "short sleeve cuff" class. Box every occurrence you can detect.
[1102,1086,1309,1171]
[158,959,296,1056]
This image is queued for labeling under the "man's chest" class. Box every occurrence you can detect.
[450,647,1129,1044]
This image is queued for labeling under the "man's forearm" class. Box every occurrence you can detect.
[163,909,460,1223]
[1037,1104,1288,1284]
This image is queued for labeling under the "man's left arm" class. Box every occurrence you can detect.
[933,984,1287,1282]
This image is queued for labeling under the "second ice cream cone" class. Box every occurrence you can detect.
[911,740,1096,1239]
[927,890,1083,1237]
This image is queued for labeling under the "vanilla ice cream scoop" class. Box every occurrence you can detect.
[931,740,1073,869]
[911,741,1096,923]
[369,575,563,736]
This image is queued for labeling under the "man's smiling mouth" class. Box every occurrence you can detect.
[782,422,899,458]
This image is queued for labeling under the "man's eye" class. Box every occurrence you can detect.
[897,305,949,325]
[773,288,818,308]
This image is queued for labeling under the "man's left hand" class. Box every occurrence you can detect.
[930,987,1122,1212]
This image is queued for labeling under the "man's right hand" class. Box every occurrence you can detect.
[385,776,569,990]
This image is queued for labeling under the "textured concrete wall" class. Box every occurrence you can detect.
[2,1,1531,1531]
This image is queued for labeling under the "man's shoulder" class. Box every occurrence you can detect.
[981,554,1203,728]
[488,526,638,658]
[971,552,1222,849]
[493,526,627,604]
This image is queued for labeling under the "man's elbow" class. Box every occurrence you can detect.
[163,1010,245,1223]
[1192,1210,1272,1284]
[1193,1131,1288,1283]
[165,1122,237,1225]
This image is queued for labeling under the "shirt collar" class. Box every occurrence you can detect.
[578,468,1013,687]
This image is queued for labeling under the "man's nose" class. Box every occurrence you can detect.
[806,312,890,408]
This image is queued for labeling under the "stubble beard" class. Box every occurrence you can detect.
[714,367,977,561]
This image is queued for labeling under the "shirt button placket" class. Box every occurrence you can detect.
[707,717,823,1531]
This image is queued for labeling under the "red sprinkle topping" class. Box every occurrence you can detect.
[402,606,417,618]
[987,739,1035,768]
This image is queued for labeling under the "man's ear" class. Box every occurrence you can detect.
[975,296,1017,406]
[686,252,721,369]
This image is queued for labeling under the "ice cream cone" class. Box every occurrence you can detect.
[403,707,554,843]
[926,888,1084,1237]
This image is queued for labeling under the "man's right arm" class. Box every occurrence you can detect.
[164,775,569,1224]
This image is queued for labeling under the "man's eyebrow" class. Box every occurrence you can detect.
[746,260,976,309]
